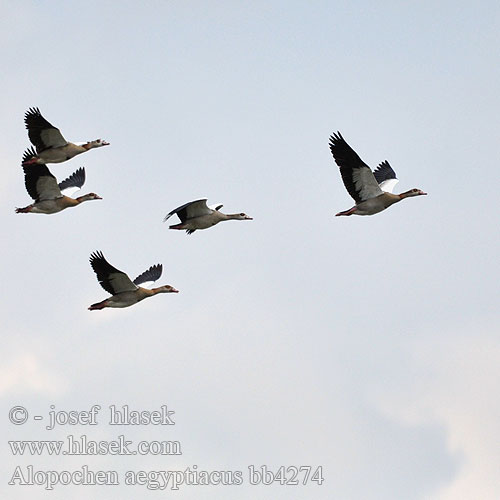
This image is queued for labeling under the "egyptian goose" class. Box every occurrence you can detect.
[329,132,426,216]
[23,107,109,165]
[88,251,178,310]
[15,148,101,214]
[164,199,253,234]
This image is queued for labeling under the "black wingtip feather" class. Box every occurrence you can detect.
[89,251,127,295]
[328,131,376,204]
[21,150,54,201]
[329,131,344,144]
[58,167,86,192]
[328,130,367,170]
[328,131,354,160]
[133,264,163,286]
[89,250,105,266]
[24,107,42,127]
[22,146,38,164]
[373,160,397,183]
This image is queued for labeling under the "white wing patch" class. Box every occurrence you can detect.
[60,186,80,197]
[58,168,86,197]
[378,178,399,193]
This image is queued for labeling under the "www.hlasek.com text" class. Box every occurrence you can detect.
[9,434,181,456]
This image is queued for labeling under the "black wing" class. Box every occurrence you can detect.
[133,264,163,286]
[21,148,60,201]
[24,107,67,152]
[163,199,210,223]
[89,251,137,295]
[373,160,397,184]
[58,167,86,192]
[22,146,38,166]
[329,132,383,203]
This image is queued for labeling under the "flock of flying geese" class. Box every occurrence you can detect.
[16,108,426,311]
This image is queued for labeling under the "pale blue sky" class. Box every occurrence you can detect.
[1,1,499,499]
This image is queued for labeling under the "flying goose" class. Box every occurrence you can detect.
[23,107,109,165]
[15,148,101,214]
[329,132,426,216]
[164,199,253,234]
[88,251,179,310]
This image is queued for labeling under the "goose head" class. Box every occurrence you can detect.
[154,285,179,294]
[85,139,110,149]
[400,188,427,199]
[231,212,253,220]
[77,193,103,202]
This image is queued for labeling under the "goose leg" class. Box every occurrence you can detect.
[88,300,109,311]
[335,207,357,216]
[169,223,186,230]
[15,205,33,213]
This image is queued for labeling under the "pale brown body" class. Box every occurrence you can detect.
[169,212,252,232]
[24,142,108,165]
[16,194,101,214]
[335,191,422,216]
[89,287,176,310]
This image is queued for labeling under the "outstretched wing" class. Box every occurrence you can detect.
[21,148,61,202]
[163,198,211,223]
[58,167,86,196]
[329,132,383,203]
[24,107,68,152]
[373,160,399,193]
[89,251,138,295]
[133,264,163,288]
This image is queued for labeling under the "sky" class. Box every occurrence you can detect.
[1,1,499,499]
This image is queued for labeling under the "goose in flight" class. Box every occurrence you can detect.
[15,148,101,214]
[164,199,252,234]
[88,251,178,310]
[23,107,109,165]
[329,132,426,216]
